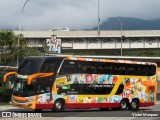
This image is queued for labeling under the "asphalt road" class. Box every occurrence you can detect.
[0,103,160,119]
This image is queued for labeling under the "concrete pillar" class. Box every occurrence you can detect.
[143,37,145,48]
[115,38,117,49]
[51,35,57,40]
[158,38,160,48]
[129,38,131,48]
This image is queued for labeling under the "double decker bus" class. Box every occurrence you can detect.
[3,56,157,111]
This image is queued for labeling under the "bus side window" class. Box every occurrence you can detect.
[37,84,45,93]
[96,66,104,74]
[118,66,126,75]
[110,65,118,75]
[37,83,51,94]
[41,61,55,73]
[49,63,55,72]
[90,66,96,74]
[126,65,138,75]
[141,65,155,76]
[61,65,70,74]
[85,66,96,74]
[81,85,91,94]
[148,65,156,76]
[85,66,91,74]
[78,65,85,73]
[59,60,81,75]
[140,66,147,76]
[104,66,110,74]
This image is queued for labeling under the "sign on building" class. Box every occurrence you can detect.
[47,38,61,53]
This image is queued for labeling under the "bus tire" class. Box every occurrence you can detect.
[53,99,65,112]
[100,108,109,111]
[129,99,139,111]
[120,99,128,110]
[112,107,120,110]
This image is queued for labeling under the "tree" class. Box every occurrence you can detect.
[0,30,17,65]
[0,30,41,66]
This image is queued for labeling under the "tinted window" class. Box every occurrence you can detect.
[59,60,156,76]
[13,80,36,97]
[37,83,51,94]
[126,64,138,75]
[57,84,118,95]
[41,61,55,72]
[18,59,42,75]
[40,59,62,73]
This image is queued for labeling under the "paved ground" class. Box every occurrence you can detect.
[0,103,160,119]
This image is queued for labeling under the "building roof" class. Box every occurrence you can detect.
[14,30,160,38]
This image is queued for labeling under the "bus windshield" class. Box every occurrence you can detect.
[18,57,62,75]
[13,79,36,97]
[18,58,44,75]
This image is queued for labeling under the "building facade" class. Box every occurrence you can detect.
[14,30,160,53]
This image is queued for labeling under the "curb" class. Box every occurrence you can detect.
[0,105,19,111]
[156,101,160,104]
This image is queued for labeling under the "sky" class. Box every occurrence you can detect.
[0,0,160,30]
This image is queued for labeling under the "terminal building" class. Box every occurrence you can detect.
[14,30,160,53]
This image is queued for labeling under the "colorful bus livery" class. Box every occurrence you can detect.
[3,56,157,111]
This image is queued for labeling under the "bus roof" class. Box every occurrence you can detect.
[24,56,157,66]
[65,57,157,66]
[25,56,65,60]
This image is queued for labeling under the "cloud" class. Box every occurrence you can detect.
[0,0,160,30]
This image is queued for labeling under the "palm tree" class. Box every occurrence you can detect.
[0,30,26,65]
[0,30,43,66]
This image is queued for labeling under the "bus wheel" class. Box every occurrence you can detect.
[112,107,120,111]
[120,99,128,110]
[129,99,139,111]
[100,108,109,111]
[53,99,65,112]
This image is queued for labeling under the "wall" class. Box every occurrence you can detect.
[61,37,160,49]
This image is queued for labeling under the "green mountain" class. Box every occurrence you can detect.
[93,17,160,30]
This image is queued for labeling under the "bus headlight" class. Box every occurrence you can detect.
[27,97,36,102]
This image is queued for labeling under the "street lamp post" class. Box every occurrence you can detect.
[97,0,100,35]
[118,19,123,56]
[17,0,30,67]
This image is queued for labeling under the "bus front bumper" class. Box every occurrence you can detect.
[12,99,36,109]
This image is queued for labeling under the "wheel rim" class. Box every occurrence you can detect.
[55,102,62,110]
[131,101,137,109]
[121,101,126,109]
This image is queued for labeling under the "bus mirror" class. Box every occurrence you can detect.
[3,72,17,83]
[27,72,54,85]
[2,82,6,92]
